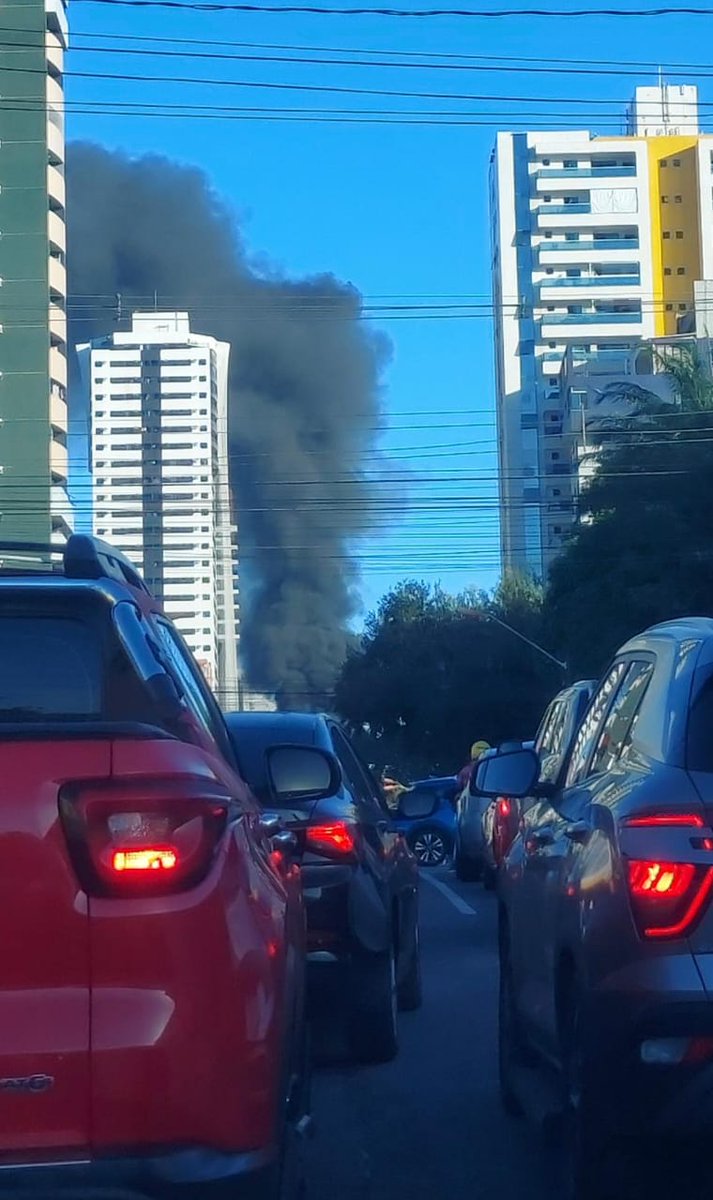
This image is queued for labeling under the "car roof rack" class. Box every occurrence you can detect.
[0,536,151,596]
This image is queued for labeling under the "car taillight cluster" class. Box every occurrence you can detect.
[497,797,512,819]
[622,812,713,940]
[305,820,358,860]
[59,777,233,897]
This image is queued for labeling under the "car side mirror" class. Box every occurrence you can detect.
[398,790,438,820]
[265,744,342,803]
[475,746,540,799]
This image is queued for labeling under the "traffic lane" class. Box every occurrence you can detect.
[307,869,557,1200]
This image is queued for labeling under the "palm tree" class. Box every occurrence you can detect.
[597,342,713,419]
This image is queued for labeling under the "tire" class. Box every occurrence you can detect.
[409,825,450,867]
[398,922,423,1012]
[348,945,399,1064]
[559,982,619,1200]
[498,932,526,1118]
[483,863,497,891]
[454,841,481,882]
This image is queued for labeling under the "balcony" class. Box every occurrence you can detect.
[47,163,65,211]
[539,203,591,215]
[538,238,640,255]
[542,311,642,325]
[541,275,640,290]
[537,166,637,178]
[49,255,66,299]
[46,74,64,110]
[50,301,67,348]
[50,438,69,484]
[46,119,64,166]
[45,29,64,76]
[50,346,68,391]
[51,389,67,431]
[48,209,66,252]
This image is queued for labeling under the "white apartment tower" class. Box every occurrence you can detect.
[78,313,240,702]
[490,84,713,577]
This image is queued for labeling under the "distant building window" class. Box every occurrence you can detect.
[665,303,674,311]
[679,303,687,311]
[543,158,551,166]
[677,267,686,275]
[663,231,671,239]
[546,268,554,275]
[674,195,683,203]
[661,195,669,203]
[673,158,681,167]
[676,231,684,239]
[660,159,668,167]
[563,160,577,169]
[664,268,672,276]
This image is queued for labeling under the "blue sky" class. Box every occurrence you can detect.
[64,0,713,617]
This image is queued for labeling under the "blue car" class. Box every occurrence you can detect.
[392,777,458,867]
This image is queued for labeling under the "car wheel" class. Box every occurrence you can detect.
[397,922,423,1012]
[560,984,618,1200]
[483,863,497,891]
[409,825,449,867]
[348,944,399,1064]
[454,842,481,882]
[498,930,526,1118]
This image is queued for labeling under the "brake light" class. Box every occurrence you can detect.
[112,848,178,873]
[624,813,705,829]
[498,798,511,819]
[306,820,357,859]
[626,859,713,939]
[60,776,233,896]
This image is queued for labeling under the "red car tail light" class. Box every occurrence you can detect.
[59,777,233,897]
[497,798,512,819]
[626,859,713,939]
[305,820,357,860]
[624,813,705,829]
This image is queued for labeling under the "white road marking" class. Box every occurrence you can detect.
[422,870,478,916]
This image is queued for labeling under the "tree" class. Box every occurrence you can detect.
[336,577,560,778]
[545,345,713,677]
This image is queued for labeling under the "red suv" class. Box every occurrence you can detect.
[0,536,311,1200]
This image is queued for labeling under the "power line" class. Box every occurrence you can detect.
[66,1,713,19]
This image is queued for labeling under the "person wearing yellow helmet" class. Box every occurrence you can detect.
[456,739,492,795]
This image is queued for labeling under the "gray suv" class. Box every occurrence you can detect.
[478,619,713,1200]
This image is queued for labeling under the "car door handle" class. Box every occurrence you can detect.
[527,828,554,851]
[564,821,589,843]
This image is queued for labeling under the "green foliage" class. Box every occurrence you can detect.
[336,575,559,778]
[545,345,713,677]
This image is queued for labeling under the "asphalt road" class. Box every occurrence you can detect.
[307,867,558,1200]
[307,865,713,1200]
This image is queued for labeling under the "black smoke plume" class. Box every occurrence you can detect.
[67,143,392,710]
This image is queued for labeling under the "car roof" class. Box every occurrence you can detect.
[553,679,597,705]
[0,536,163,616]
[619,617,713,657]
[225,711,326,744]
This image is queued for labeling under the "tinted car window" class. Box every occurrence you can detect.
[227,718,315,805]
[330,726,373,805]
[539,701,570,784]
[687,668,713,772]
[566,662,628,788]
[588,660,654,777]
[0,616,102,719]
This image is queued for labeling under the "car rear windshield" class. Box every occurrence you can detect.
[0,616,102,721]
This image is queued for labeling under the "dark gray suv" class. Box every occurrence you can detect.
[478,619,713,1200]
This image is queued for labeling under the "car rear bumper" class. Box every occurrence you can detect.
[584,992,713,1138]
[301,860,392,960]
[0,1146,277,1200]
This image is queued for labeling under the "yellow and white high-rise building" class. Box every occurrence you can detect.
[491,84,713,577]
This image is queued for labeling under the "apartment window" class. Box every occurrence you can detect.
[553,526,562,535]
[552,452,561,461]
[546,306,555,312]
[565,233,579,241]
[544,195,552,203]
[664,268,672,276]
[566,269,580,277]
[549,377,558,386]
[563,159,577,169]
[660,159,668,167]
[663,231,671,239]
[677,267,686,275]
[679,303,687,311]
[661,195,669,204]
[546,268,554,275]
[676,231,684,239]
[675,196,683,204]
[545,231,553,239]
[543,158,551,166]
[673,158,681,167]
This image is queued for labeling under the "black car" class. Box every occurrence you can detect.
[225,711,421,1063]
